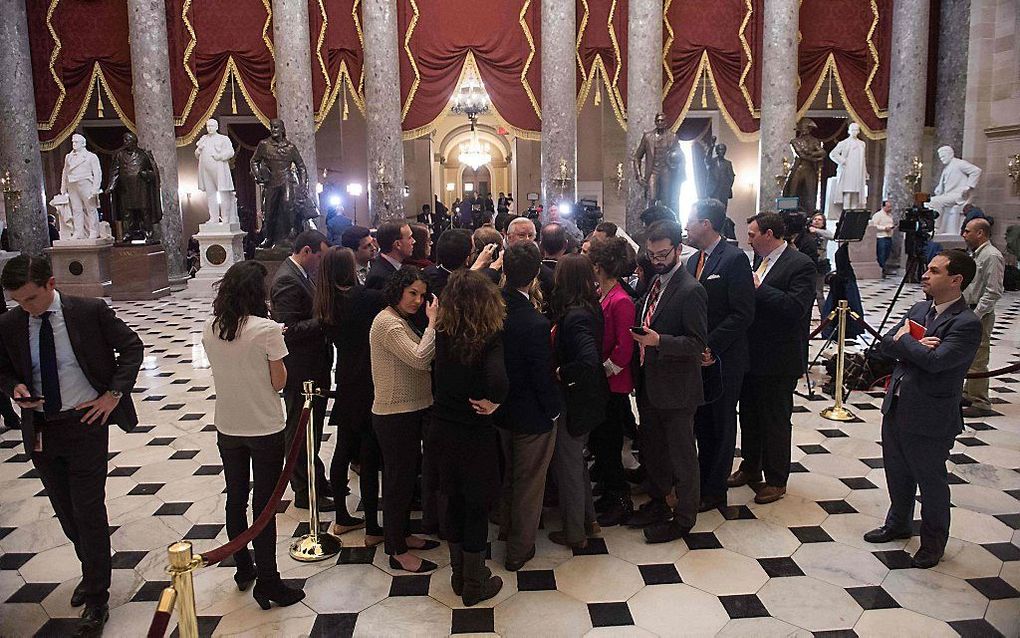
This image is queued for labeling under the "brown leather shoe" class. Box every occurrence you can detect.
[753,485,786,504]
[726,470,763,488]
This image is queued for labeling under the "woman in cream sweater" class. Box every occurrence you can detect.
[369,267,440,572]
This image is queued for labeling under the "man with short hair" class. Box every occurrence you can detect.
[960,217,1004,417]
[424,229,474,296]
[0,254,144,637]
[506,217,553,310]
[340,225,377,285]
[729,212,815,505]
[871,200,895,274]
[366,221,415,289]
[540,222,567,266]
[272,229,334,510]
[864,250,981,568]
[593,221,618,241]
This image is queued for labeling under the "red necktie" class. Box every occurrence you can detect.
[643,277,662,327]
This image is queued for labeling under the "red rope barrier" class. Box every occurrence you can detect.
[146,609,172,638]
[200,406,309,566]
[809,315,833,340]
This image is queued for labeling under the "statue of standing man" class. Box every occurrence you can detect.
[251,118,309,249]
[782,118,826,212]
[107,132,162,243]
[633,112,685,213]
[195,118,237,225]
[59,133,103,239]
[828,122,868,210]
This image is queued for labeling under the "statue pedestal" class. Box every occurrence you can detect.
[109,244,170,301]
[254,246,291,286]
[933,233,967,251]
[847,226,883,280]
[181,222,247,298]
[46,239,114,297]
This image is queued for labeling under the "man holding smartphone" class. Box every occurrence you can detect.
[0,254,143,638]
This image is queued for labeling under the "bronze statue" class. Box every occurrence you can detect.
[633,112,685,212]
[706,143,735,210]
[782,118,826,211]
[106,132,162,243]
[251,118,311,249]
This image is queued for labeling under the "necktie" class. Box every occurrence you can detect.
[39,311,62,414]
[643,277,663,327]
[923,304,938,329]
[695,252,706,280]
[755,256,771,279]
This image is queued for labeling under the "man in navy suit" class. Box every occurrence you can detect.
[864,250,981,568]
[685,199,755,511]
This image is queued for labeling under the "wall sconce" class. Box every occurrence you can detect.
[1008,153,1020,196]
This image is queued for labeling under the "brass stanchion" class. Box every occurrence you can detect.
[155,587,177,616]
[167,541,200,638]
[821,300,857,422]
[289,381,343,561]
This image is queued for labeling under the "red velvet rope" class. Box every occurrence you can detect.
[200,406,309,566]
[809,315,833,340]
[146,607,172,638]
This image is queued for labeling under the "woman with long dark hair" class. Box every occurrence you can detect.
[548,254,607,549]
[369,267,441,572]
[201,260,304,609]
[433,269,508,605]
[314,247,386,544]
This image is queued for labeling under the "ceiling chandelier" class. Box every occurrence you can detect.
[458,134,492,170]
[452,65,492,170]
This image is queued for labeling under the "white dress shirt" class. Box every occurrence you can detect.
[29,291,99,412]
[758,241,788,281]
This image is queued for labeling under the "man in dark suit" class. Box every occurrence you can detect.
[864,250,981,568]
[729,212,816,504]
[424,228,473,297]
[271,229,335,511]
[629,220,709,543]
[365,221,415,290]
[495,242,562,570]
[0,300,21,432]
[0,254,143,637]
[340,225,377,285]
[685,199,755,511]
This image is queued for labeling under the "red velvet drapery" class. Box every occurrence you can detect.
[576,0,628,125]
[397,0,542,137]
[311,0,366,123]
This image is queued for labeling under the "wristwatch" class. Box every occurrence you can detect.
[108,390,124,400]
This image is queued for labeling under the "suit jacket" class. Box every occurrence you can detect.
[0,294,144,451]
[634,264,708,411]
[270,258,333,389]
[495,288,562,434]
[747,245,816,378]
[423,264,451,298]
[322,285,385,389]
[880,298,981,438]
[686,239,754,378]
[364,254,399,290]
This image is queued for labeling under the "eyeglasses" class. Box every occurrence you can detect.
[648,247,677,262]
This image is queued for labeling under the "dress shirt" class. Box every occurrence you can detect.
[963,241,1005,319]
[356,264,368,285]
[640,258,682,321]
[288,256,308,279]
[29,291,99,412]
[932,296,962,318]
[702,236,722,259]
[757,241,788,281]
[871,210,894,238]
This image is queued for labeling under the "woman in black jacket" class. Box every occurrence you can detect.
[314,247,387,545]
[549,253,606,549]
[433,269,508,606]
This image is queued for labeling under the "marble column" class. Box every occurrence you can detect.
[932,0,970,183]
[362,0,406,222]
[881,0,930,216]
[624,0,663,233]
[271,0,318,202]
[757,0,799,210]
[541,0,576,211]
[0,0,49,255]
[126,0,187,286]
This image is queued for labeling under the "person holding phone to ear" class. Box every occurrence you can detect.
[0,254,143,638]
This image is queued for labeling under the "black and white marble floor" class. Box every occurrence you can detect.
[1,277,1018,637]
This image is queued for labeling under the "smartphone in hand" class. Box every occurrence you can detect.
[629,326,647,336]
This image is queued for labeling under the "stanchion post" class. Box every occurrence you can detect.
[167,541,199,638]
[289,381,343,561]
[821,300,857,422]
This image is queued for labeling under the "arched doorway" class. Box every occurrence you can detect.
[461,165,492,198]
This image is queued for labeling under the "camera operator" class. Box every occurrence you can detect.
[864,250,981,568]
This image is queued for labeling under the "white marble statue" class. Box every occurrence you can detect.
[927,145,982,234]
[828,123,868,210]
[59,133,102,239]
[194,118,237,225]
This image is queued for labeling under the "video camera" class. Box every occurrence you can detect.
[898,205,938,236]
[574,198,604,236]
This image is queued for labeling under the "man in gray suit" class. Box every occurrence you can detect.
[629,220,708,543]
[864,250,981,568]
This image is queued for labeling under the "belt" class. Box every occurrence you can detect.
[34,408,88,425]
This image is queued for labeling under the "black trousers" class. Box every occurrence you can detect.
[438,423,500,553]
[881,403,954,552]
[421,416,446,535]
[329,384,382,535]
[283,388,329,502]
[694,368,744,503]
[636,392,699,529]
[217,431,284,579]
[373,410,426,555]
[0,396,19,426]
[588,392,634,493]
[738,375,798,487]
[31,413,111,607]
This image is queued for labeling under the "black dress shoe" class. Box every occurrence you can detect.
[911,546,944,569]
[863,525,912,544]
[643,521,690,544]
[72,604,108,638]
[70,580,87,608]
[627,499,670,528]
[698,497,726,513]
[234,566,257,592]
[252,577,305,610]
[407,538,441,551]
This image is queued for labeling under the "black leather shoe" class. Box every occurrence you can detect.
[70,580,87,608]
[911,546,944,569]
[698,497,727,513]
[596,493,633,527]
[627,499,670,528]
[72,604,108,638]
[389,555,439,573]
[863,526,912,544]
[504,545,536,572]
[234,566,257,592]
[643,521,691,544]
[726,469,762,488]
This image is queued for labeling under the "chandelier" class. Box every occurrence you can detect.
[458,133,492,170]
[451,66,490,121]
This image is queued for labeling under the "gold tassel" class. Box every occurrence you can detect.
[825,67,834,109]
[230,72,238,114]
[700,65,708,108]
[95,74,105,118]
[341,77,349,120]
[593,67,602,106]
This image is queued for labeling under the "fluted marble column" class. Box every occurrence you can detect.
[126,0,187,286]
[271,0,318,201]
[757,0,799,209]
[624,0,663,233]
[362,0,406,221]
[541,0,576,211]
[0,0,49,255]
[882,0,930,214]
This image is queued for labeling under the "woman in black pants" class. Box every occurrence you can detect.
[314,247,386,543]
[202,261,304,609]
[433,270,508,606]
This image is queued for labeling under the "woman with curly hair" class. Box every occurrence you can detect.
[432,269,508,605]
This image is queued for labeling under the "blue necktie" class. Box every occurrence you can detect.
[39,311,62,414]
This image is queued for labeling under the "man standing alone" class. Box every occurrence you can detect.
[960,218,1004,418]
